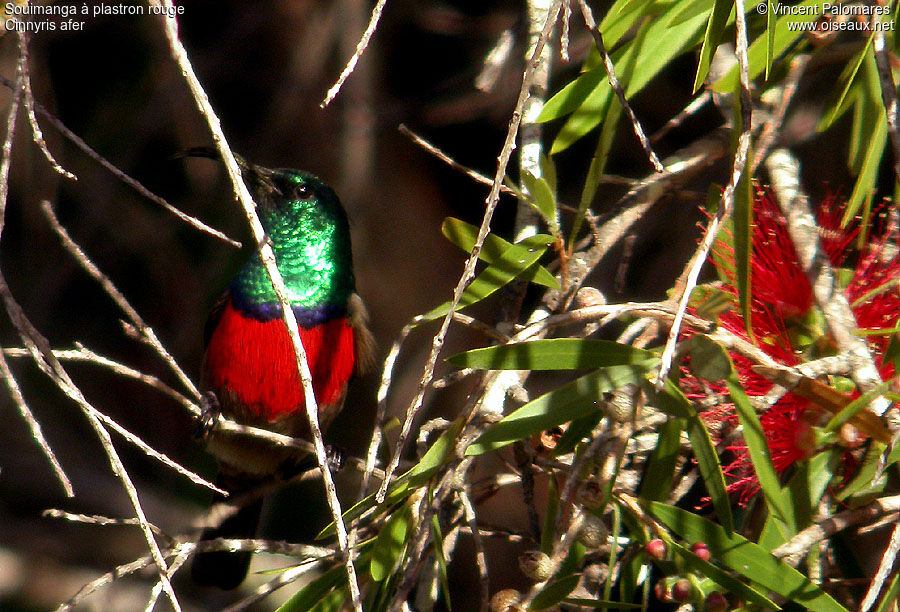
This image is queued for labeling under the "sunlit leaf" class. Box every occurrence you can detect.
[370,502,411,582]
[638,416,683,502]
[649,503,849,612]
[419,237,554,322]
[693,0,733,92]
[441,218,558,289]
[466,362,656,455]
[651,377,734,534]
[448,339,655,371]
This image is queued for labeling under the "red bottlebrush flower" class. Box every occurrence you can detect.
[685,186,899,503]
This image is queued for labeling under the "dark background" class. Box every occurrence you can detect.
[0,1,867,610]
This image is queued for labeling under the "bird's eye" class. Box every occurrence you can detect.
[294,183,314,201]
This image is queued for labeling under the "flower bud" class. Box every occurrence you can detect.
[518,550,553,581]
[645,538,666,560]
[671,578,692,602]
[490,589,523,612]
[577,513,609,549]
[705,591,729,612]
[690,541,711,562]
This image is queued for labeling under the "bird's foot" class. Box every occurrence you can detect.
[195,391,222,439]
[325,444,346,471]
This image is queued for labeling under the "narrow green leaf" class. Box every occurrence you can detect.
[670,541,780,609]
[532,575,581,610]
[733,152,754,340]
[551,2,708,152]
[318,420,463,538]
[824,380,893,434]
[430,513,452,611]
[277,563,346,612]
[819,37,873,132]
[370,503,411,582]
[693,0,734,92]
[447,338,654,371]
[538,66,607,123]
[652,378,734,534]
[542,475,560,554]
[419,237,553,322]
[836,441,898,501]
[441,218,559,289]
[713,0,821,93]
[521,171,559,232]
[874,572,900,612]
[638,417,684,502]
[688,335,795,532]
[466,362,657,456]
[765,1,778,80]
[649,503,849,612]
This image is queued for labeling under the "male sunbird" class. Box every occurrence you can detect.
[189,151,374,589]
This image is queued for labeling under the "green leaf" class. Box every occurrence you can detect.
[819,36,873,132]
[765,1,778,80]
[318,420,463,539]
[549,0,708,152]
[466,362,656,455]
[651,378,734,534]
[370,502,411,582]
[693,0,734,92]
[836,441,897,501]
[689,335,795,532]
[713,0,821,93]
[649,503,849,612]
[669,541,780,609]
[824,379,893,434]
[419,237,554,322]
[277,564,346,612]
[638,417,684,502]
[447,339,655,371]
[430,513,452,611]
[570,96,623,250]
[441,218,559,289]
[521,171,559,233]
[542,476,560,555]
[533,575,581,610]
[733,149,754,340]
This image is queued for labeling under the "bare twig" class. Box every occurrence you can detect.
[576,0,663,173]
[0,345,73,495]
[656,0,753,387]
[376,0,566,504]
[459,485,490,612]
[0,273,181,610]
[320,0,387,108]
[0,74,241,248]
[14,32,75,180]
[873,26,900,186]
[651,92,712,144]
[751,54,809,173]
[772,495,900,567]
[40,201,203,403]
[398,124,516,195]
[154,6,362,607]
[862,521,900,612]
[765,149,889,415]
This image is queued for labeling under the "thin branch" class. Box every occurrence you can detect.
[0,74,241,248]
[376,0,566,504]
[873,26,900,186]
[14,32,76,180]
[765,149,889,415]
[576,0,663,173]
[154,6,362,607]
[320,0,387,108]
[398,124,517,195]
[651,91,712,144]
[0,343,73,496]
[862,521,900,612]
[772,495,900,567]
[459,485,490,612]
[751,53,809,173]
[41,201,202,403]
[0,272,181,611]
[656,0,753,387]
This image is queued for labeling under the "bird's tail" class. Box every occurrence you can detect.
[191,477,265,590]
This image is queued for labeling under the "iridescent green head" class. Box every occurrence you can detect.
[231,162,355,314]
